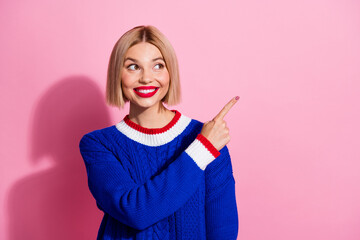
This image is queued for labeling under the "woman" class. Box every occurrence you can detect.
[79,25,239,239]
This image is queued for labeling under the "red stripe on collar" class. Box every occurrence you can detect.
[123,110,181,135]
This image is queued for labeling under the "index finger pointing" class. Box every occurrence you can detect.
[213,96,239,121]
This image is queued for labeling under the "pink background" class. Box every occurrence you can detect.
[1,0,360,239]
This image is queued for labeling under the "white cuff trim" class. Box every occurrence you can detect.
[185,139,215,170]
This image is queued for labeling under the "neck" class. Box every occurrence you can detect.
[128,101,175,129]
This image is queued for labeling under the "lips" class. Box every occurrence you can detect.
[133,86,159,98]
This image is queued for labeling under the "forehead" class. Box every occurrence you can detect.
[125,42,163,59]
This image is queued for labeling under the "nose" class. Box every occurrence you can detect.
[139,68,153,84]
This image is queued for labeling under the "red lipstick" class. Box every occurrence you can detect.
[133,86,159,98]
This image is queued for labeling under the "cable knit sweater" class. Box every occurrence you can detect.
[79,110,238,239]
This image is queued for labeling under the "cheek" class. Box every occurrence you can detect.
[121,72,132,88]
[120,73,134,100]
[159,71,170,87]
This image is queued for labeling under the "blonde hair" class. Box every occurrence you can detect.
[106,25,181,108]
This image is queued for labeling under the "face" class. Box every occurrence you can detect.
[121,42,170,110]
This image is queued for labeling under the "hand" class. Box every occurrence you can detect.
[200,96,239,151]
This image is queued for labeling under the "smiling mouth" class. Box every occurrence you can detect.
[133,87,159,98]
[134,88,159,93]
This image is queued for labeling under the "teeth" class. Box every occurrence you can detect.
[137,88,157,93]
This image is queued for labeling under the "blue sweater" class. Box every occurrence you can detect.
[79,110,238,239]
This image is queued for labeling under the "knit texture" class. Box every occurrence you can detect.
[79,110,238,239]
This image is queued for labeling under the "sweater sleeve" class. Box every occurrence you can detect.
[205,145,239,240]
[79,132,220,231]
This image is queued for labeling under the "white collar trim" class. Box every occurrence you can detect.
[115,114,192,147]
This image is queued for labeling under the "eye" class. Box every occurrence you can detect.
[127,64,139,71]
[154,63,164,70]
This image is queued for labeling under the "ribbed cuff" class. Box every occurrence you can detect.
[196,134,221,158]
[185,134,221,170]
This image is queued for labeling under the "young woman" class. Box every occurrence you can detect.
[79,25,239,240]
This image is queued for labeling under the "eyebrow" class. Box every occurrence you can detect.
[124,57,165,63]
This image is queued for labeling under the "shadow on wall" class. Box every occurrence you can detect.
[7,76,113,240]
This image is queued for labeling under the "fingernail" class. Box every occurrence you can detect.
[235,96,240,100]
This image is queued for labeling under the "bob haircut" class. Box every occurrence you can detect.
[106,25,181,108]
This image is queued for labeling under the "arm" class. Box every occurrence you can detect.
[79,132,219,231]
[205,145,239,240]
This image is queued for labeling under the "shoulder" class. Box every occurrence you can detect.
[181,112,204,129]
[81,125,116,139]
[172,112,204,141]
[79,125,118,150]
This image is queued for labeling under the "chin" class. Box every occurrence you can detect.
[131,98,163,109]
